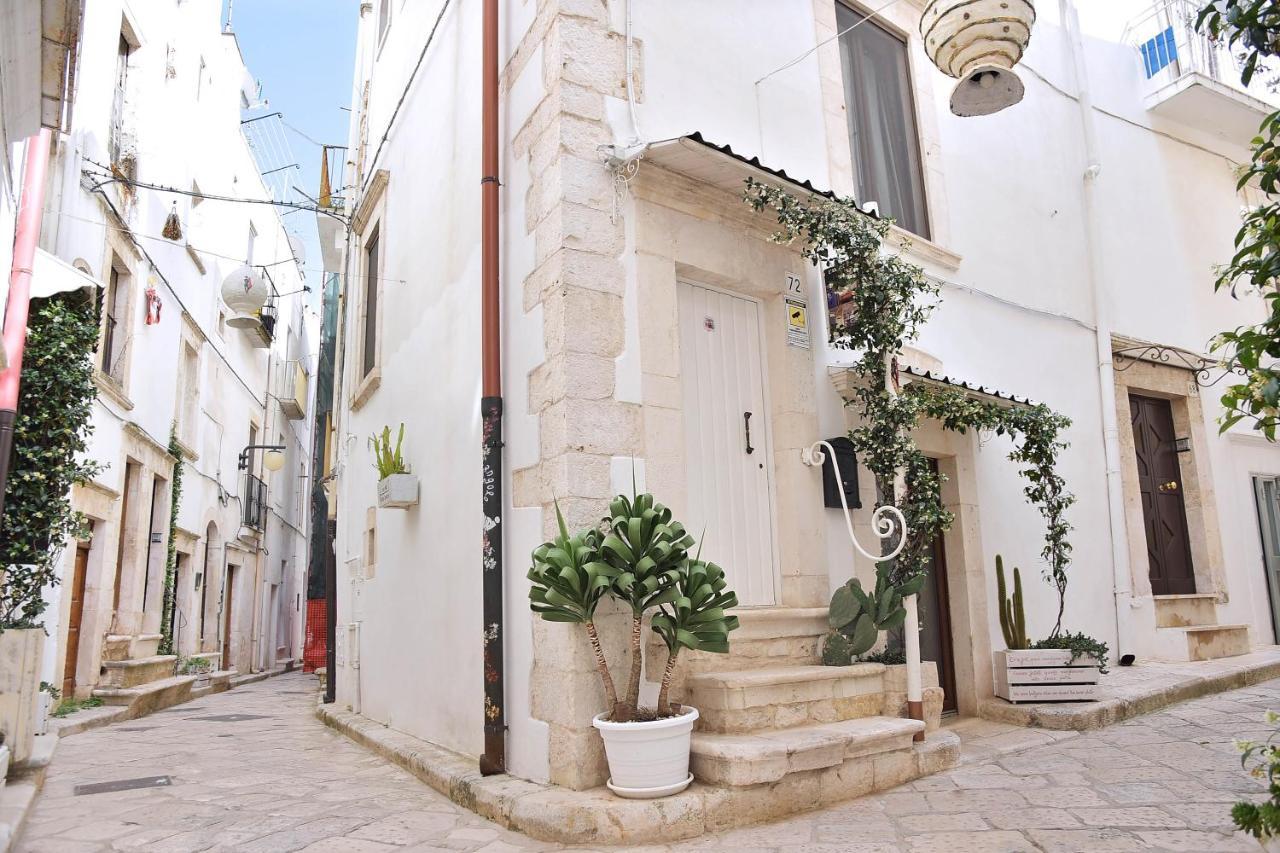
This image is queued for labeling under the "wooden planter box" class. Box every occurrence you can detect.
[377,473,419,509]
[993,648,1100,703]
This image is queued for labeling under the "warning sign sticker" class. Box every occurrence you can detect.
[786,297,809,349]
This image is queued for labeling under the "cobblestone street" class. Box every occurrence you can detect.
[16,672,1275,852]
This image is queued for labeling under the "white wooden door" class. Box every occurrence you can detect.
[678,282,778,607]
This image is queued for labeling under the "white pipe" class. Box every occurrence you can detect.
[1060,0,1134,662]
[624,0,642,145]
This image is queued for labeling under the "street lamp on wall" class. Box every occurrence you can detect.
[238,444,286,473]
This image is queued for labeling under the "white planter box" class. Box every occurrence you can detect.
[993,648,1100,703]
[0,629,45,764]
[593,706,698,799]
[0,744,9,787]
[377,473,419,509]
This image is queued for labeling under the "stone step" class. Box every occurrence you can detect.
[99,655,177,689]
[93,675,195,715]
[686,663,886,733]
[690,715,925,787]
[645,607,829,696]
[1154,594,1219,628]
[1182,624,1250,660]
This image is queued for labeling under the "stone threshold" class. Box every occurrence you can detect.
[316,702,959,845]
[978,646,1280,731]
[1,728,58,853]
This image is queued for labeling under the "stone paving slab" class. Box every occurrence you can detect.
[15,671,1280,852]
[979,646,1280,730]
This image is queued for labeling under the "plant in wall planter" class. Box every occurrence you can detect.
[371,423,417,509]
[992,555,1109,703]
[528,494,739,799]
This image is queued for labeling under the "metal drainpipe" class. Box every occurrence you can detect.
[1059,0,1135,664]
[0,129,54,520]
[479,0,507,776]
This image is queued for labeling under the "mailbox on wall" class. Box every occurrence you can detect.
[821,436,861,510]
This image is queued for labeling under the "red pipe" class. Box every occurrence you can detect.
[0,128,54,517]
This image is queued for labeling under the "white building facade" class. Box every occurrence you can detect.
[327,0,1280,800]
[32,0,313,704]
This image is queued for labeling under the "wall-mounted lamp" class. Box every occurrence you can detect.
[1174,438,1191,454]
[238,443,286,473]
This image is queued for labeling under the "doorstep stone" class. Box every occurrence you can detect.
[1153,594,1219,629]
[1182,624,1250,661]
[99,655,177,689]
[690,715,923,786]
[93,675,195,715]
[685,664,886,734]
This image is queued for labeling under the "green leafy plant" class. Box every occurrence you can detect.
[159,427,184,656]
[600,492,693,720]
[50,696,103,718]
[822,562,924,665]
[176,656,213,676]
[860,647,906,666]
[527,492,739,721]
[528,502,621,716]
[39,682,60,700]
[650,557,740,714]
[368,423,407,479]
[1194,1,1280,439]
[0,294,103,629]
[744,181,1076,635]
[1233,711,1280,840]
[996,555,1029,650]
[1031,631,1110,675]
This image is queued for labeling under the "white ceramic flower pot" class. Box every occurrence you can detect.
[377,473,419,509]
[593,706,698,799]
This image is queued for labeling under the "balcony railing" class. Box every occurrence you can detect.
[1124,1,1278,140]
[243,472,267,530]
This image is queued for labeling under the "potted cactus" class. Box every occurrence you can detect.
[528,493,739,799]
[992,555,1103,702]
[370,424,417,508]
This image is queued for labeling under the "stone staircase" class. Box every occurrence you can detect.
[648,607,957,808]
[92,634,233,713]
[1151,594,1250,661]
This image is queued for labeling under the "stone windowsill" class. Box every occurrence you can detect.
[94,372,134,411]
[350,367,381,411]
[886,223,962,273]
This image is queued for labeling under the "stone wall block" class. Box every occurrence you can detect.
[529,351,616,411]
[546,17,627,100]
[546,724,608,790]
[543,286,625,358]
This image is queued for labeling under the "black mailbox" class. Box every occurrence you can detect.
[821,437,861,510]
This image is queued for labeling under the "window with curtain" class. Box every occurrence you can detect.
[836,3,930,238]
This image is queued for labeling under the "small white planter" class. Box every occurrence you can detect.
[377,473,419,509]
[0,744,10,786]
[994,648,1100,703]
[593,706,698,799]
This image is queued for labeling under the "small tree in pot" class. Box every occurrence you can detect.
[528,492,740,798]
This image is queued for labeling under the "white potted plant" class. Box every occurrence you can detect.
[991,555,1106,702]
[371,423,417,509]
[528,493,739,799]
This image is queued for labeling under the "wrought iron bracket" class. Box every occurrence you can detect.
[801,440,907,561]
[1112,344,1246,388]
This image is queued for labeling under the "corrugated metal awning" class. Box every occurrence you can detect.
[642,132,876,213]
[830,363,1036,411]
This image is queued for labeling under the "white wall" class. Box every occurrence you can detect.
[37,0,312,688]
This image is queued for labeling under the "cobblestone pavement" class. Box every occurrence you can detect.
[18,672,1277,852]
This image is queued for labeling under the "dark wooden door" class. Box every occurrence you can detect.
[222,566,235,672]
[918,458,958,713]
[1130,394,1195,594]
[63,543,90,698]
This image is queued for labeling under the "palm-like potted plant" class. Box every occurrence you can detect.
[371,423,417,508]
[528,493,740,799]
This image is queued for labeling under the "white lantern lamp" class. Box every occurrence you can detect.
[238,444,287,473]
[221,264,269,329]
[921,0,1037,117]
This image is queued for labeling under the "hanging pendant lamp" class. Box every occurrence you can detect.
[921,0,1037,117]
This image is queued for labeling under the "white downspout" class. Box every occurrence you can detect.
[1060,0,1135,664]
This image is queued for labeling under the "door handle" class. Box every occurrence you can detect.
[1158,481,1179,492]
[743,412,754,455]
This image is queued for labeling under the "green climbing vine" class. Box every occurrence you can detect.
[158,427,184,655]
[745,180,1077,636]
[0,294,102,629]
